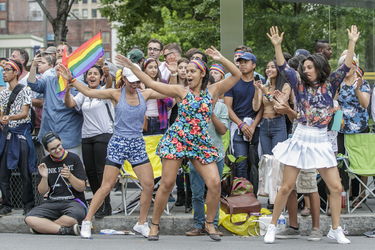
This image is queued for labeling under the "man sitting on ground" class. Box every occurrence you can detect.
[25,131,87,235]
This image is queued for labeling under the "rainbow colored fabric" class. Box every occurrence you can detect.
[67,32,104,78]
[210,64,225,76]
[57,49,68,98]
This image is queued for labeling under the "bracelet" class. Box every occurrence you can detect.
[341,119,344,125]
[170,72,178,77]
[238,122,244,129]
[69,76,76,83]
[104,73,110,77]
[240,123,245,130]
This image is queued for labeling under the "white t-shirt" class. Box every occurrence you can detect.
[74,91,114,138]
[145,99,159,117]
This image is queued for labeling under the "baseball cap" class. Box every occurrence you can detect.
[43,46,57,55]
[122,63,141,82]
[42,131,61,149]
[127,49,143,63]
[294,49,310,57]
[236,52,257,64]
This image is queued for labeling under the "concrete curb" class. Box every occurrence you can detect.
[1,213,374,236]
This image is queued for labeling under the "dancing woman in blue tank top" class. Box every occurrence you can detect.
[116,47,241,241]
[58,64,169,239]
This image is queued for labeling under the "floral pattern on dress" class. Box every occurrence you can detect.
[156,89,222,164]
[278,61,350,128]
[338,80,371,134]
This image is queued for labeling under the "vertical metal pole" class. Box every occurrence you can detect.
[43,0,47,47]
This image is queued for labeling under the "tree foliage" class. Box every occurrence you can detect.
[99,0,220,55]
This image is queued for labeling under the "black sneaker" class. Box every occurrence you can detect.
[23,206,33,216]
[58,224,80,235]
[95,204,112,219]
[0,206,12,217]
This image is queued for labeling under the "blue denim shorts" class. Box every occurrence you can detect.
[106,135,149,168]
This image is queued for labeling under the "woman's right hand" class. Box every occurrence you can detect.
[115,54,133,69]
[266,26,284,47]
[57,64,73,81]
[347,25,360,43]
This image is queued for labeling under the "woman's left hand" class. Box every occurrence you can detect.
[166,56,177,74]
[205,46,223,62]
[115,54,133,69]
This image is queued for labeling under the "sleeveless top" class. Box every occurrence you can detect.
[113,87,147,138]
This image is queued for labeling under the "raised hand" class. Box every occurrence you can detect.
[57,64,73,81]
[266,26,284,47]
[166,56,177,74]
[60,164,71,179]
[205,46,223,62]
[347,25,360,43]
[254,80,267,94]
[32,55,41,67]
[355,77,363,91]
[115,54,133,69]
[38,163,48,178]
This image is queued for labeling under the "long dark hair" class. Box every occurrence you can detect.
[264,60,286,92]
[84,65,103,85]
[190,59,209,91]
[299,53,331,88]
[177,58,189,87]
[142,57,162,81]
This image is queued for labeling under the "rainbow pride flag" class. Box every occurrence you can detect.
[66,32,104,78]
[57,48,68,98]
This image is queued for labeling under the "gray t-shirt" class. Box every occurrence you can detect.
[207,102,230,156]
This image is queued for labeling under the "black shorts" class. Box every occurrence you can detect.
[26,200,86,224]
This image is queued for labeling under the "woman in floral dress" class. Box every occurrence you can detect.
[116,47,241,241]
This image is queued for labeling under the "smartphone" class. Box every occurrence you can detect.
[254,75,260,81]
[36,50,41,57]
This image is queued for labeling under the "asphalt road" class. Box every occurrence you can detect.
[0,233,373,250]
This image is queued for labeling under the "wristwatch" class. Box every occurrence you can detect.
[170,72,178,77]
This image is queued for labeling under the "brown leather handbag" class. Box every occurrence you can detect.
[220,194,261,224]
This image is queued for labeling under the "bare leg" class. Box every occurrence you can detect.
[270,166,300,225]
[318,167,341,229]
[308,192,320,229]
[286,190,298,228]
[25,216,77,234]
[304,196,310,209]
[189,158,221,234]
[149,158,182,236]
[133,163,154,225]
[84,165,119,221]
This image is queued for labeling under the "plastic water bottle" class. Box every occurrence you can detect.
[277,214,286,230]
[100,229,117,235]
[341,190,347,214]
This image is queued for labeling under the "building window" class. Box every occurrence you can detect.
[0,20,6,29]
[104,51,110,61]
[102,31,110,44]
[92,9,97,18]
[84,32,93,41]
[73,0,78,4]
[0,3,5,11]
[82,9,88,18]
[92,0,97,3]
[72,9,79,18]
[82,0,87,4]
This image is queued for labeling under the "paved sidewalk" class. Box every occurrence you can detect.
[1,188,375,236]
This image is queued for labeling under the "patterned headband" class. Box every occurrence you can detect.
[210,64,225,76]
[235,49,243,55]
[143,57,155,68]
[190,60,206,74]
[6,60,21,77]
[352,58,359,67]
[356,68,363,78]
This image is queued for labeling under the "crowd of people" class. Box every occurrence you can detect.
[0,23,373,244]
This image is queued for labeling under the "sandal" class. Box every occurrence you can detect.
[148,222,159,241]
[351,198,362,209]
[204,221,221,242]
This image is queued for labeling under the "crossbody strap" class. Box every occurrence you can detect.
[2,84,25,136]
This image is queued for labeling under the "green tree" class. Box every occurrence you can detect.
[99,0,220,55]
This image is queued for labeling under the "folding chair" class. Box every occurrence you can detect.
[119,135,171,216]
[343,133,375,213]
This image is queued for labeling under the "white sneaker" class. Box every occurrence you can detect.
[133,222,150,238]
[327,226,350,244]
[80,220,92,239]
[264,224,278,244]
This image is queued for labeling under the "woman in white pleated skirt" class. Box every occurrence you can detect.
[263,25,360,245]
